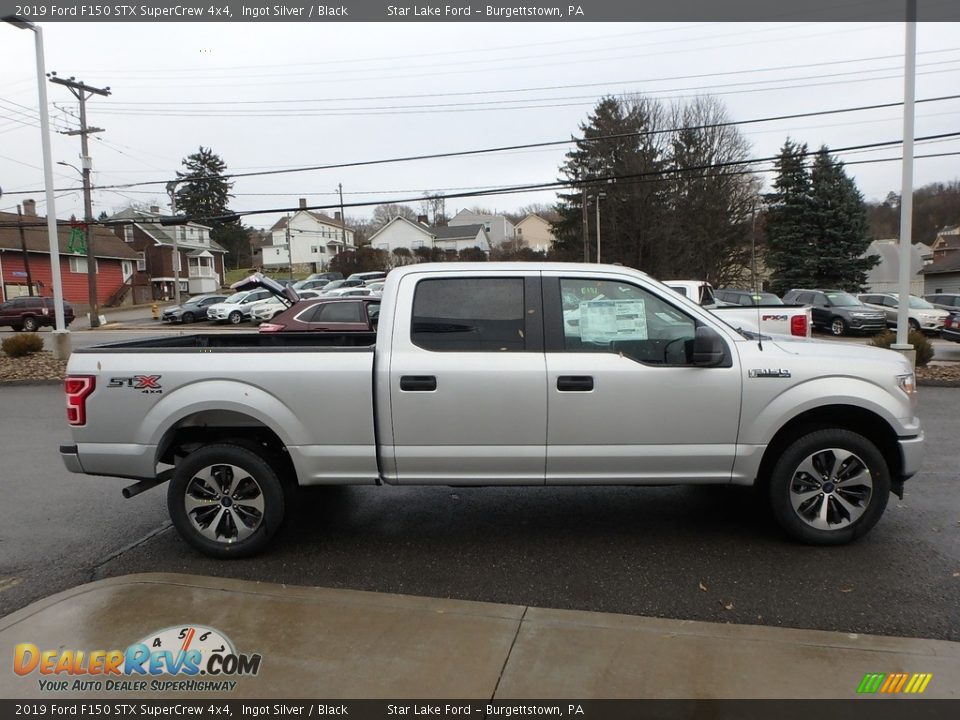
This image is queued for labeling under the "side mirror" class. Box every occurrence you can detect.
[692,326,726,367]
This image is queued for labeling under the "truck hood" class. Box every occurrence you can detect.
[769,336,911,369]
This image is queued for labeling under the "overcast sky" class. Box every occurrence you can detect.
[1,21,958,231]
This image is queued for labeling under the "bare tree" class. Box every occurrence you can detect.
[372,203,417,229]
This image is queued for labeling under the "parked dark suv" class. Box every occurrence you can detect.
[782,289,885,336]
[0,296,75,331]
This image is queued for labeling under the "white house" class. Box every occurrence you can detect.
[448,210,514,246]
[514,213,556,253]
[862,239,932,296]
[264,199,355,272]
[368,216,489,254]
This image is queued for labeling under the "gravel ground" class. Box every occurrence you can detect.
[1,350,959,384]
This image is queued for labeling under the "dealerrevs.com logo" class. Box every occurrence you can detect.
[13,625,261,693]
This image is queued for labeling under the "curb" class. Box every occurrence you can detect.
[917,379,960,387]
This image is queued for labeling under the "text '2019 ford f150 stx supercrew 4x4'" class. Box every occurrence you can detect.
[60,264,923,557]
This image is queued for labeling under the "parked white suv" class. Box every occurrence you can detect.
[206,289,275,324]
[858,292,949,333]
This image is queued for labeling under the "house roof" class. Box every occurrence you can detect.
[0,211,140,261]
[864,240,931,283]
[517,212,561,226]
[430,224,485,241]
[920,251,960,275]
[270,210,351,232]
[108,208,228,253]
[367,215,434,244]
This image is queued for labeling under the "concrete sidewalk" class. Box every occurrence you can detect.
[1,573,957,699]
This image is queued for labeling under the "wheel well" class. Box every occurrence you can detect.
[756,405,901,488]
[157,410,297,483]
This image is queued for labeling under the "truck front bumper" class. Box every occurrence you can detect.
[898,431,924,480]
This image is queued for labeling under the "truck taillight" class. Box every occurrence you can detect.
[65,375,95,426]
[791,314,808,337]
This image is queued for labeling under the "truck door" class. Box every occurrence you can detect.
[542,272,742,484]
[385,272,547,484]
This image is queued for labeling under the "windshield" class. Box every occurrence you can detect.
[223,293,245,304]
[826,292,862,307]
[901,296,935,309]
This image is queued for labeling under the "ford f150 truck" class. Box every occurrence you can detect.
[60,263,923,557]
[665,280,811,338]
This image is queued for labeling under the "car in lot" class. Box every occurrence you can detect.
[292,279,330,292]
[925,293,960,313]
[366,281,385,296]
[858,292,949,333]
[306,271,343,282]
[161,294,227,324]
[348,271,387,284]
[715,289,785,306]
[782,289,886,336]
[941,311,960,343]
[325,286,374,297]
[259,296,380,333]
[667,281,810,337]
[250,290,323,324]
[320,279,365,294]
[206,288,275,324]
[0,296,74,331]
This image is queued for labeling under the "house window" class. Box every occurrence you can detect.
[68,257,98,274]
[311,246,318,253]
[136,251,146,271]
[124,225,134,242]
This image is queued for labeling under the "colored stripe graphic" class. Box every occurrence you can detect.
[857,672,932,694]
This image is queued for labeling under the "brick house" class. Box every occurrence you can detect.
[109,206,228,303]
[0,200,139,307]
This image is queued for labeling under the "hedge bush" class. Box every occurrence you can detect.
[2,333,44,358]
[868,329,934,367]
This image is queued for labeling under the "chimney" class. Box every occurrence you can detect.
[150,205,160,214]
[22,199,36,216]
[299,198,307,209]
[417,214,429,226]
[334,211,342,222]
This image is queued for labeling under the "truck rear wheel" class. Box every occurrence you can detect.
[768,429,890,545]
[168,443,286,558]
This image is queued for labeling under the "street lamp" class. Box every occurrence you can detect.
[4,16,70,358]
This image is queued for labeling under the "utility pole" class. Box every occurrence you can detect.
[50,72,110,327]
[165,181,182,305]
[595,192,606,264]
[581,187,589,262]
[285,216,293,281]
[16,206,35,295]
[338,183,347,250]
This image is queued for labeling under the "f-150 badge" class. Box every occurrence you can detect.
[749,369,791,378]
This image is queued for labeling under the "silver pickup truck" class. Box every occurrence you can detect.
[60,263,923,557]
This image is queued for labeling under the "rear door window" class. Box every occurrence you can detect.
[318,302,363,324]
[411,277,526,352]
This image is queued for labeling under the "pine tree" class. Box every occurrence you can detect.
[764,139,818,296]
[175,147,234,221]
[808,148,878,291]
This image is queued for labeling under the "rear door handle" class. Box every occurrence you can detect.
[557,376,594,392]
[400,375,437,392]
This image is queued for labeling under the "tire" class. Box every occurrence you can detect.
[168,443,286,558]
[11,325,23,332]
[830,317,847,336]
[182,312,195,324]
[908,318,920,332]
[22,316,38,332]
[228,310,243,325]
[768,429,890,545]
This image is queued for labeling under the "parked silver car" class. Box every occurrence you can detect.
[858,293,949,333]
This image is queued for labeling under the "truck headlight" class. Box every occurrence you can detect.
[896,373,916,396]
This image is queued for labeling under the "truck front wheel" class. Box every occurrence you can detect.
[768,429,890,545]
[168,443,286,558]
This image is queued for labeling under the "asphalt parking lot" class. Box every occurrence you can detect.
[0,382,957,642]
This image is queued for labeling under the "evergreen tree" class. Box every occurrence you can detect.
[175,147,234,221]
[764,139,818,296]
[808,148,878,291]
[765,142,878,294]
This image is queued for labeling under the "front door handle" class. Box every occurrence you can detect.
[557,375,594,392]
[400,375,437,392]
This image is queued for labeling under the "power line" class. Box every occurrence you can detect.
[6,93,959,197]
